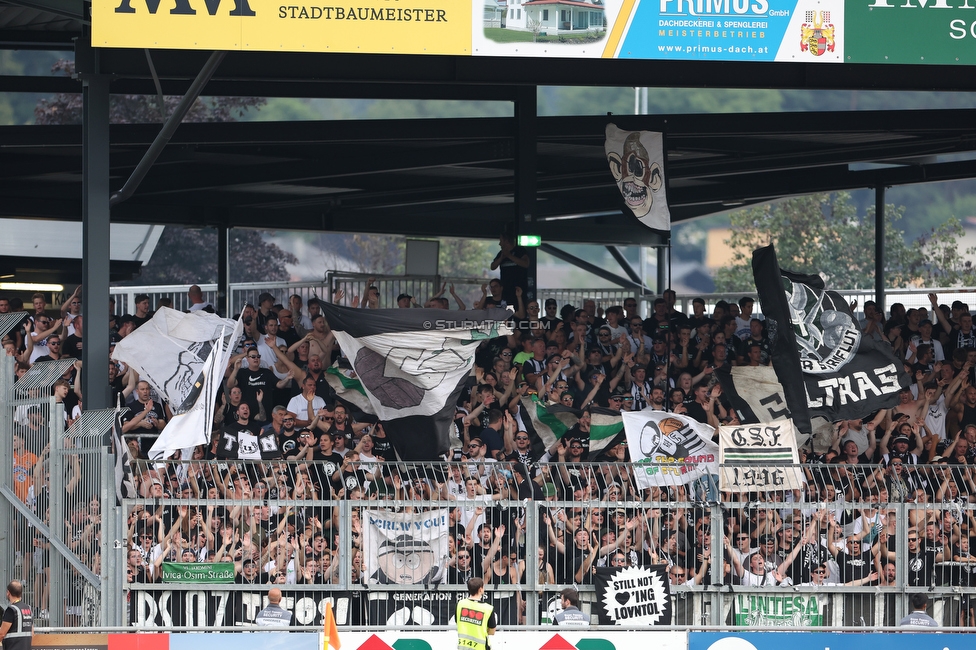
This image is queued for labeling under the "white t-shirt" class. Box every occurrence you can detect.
[286,394,326,419]
[925,394,949,441]
[257,335,286,370]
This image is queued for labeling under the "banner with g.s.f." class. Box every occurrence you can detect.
[752,244,910,430]
[623,411,718,489]
[595,565,672,626]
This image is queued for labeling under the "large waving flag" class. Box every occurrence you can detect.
[113,308,243,459]
[753,245,910,429]
[112,308,241,412]
[320,305,512,460]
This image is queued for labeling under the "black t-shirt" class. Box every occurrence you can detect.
[311,450,344,493]
[907,548,938,587]
[123,398,166,454]
[62,334,83,358]
[371,433,394,460]
[234,367,277,417]
[837,548,873,582]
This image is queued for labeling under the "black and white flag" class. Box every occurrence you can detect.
[113,405,137,504]
[113,308,243,459]
[320,305,512,460]
[752,244,911,430]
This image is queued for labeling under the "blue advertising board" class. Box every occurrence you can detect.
[691,632,961,650]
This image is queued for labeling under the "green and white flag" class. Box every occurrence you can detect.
[521,395,623,459]
[324,365,374,415]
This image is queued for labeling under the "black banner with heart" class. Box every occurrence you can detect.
[594,565,672,626]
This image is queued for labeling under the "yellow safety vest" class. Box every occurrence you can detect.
[456,598,493,650]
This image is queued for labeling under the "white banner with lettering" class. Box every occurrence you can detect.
[719,418,805,492]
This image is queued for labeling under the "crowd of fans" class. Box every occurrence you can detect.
[6,239,976,626]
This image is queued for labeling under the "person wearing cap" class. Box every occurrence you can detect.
[623,361,650,410]
[880,418,922,467]
[235,558,272,585]
[520,338,548,386]
[607,386,628,413]
[553,587,589,627]
[396,293,415,308]
[456,577,496,650]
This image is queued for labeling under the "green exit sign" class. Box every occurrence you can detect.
[518,235,542,247]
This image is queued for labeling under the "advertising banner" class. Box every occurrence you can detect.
[92,0,976,64]
[160,562,235,584]
[731,593,824,626]
[92,0,845,61]
[691,633,957,650]
[845,0,976,65]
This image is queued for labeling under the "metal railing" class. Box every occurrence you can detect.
[107,457,976,629]
[0,355,106,628]
[109,278,976,323]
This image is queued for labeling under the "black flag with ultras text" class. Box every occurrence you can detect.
[752,244,910,429]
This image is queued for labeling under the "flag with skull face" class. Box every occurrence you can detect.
[752,244,911,430]
[605,124,670,231]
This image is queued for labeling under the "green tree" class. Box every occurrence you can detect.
[714,192,922,291]
[348,234,405,275]
[439,238,495,277]
[34,60,265,125]
[121,227,298,284]
[913,216,976,287]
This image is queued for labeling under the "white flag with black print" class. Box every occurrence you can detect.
[113,308,243,459]
[149,317,242,460]
[112,308,241,412]
[605,124,670,232]
[320,304,512,460]
[623,410,718,489]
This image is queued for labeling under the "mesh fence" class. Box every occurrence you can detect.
[109,457,976,628]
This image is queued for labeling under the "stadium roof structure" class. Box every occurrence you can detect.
[4,0,976,412]
[3,108,976,247]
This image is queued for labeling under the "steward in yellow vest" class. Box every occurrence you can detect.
[456,577,496,650]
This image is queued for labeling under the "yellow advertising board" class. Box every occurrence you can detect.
[91,0,472,54]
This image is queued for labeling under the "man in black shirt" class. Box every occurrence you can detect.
[0,580,32,650]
